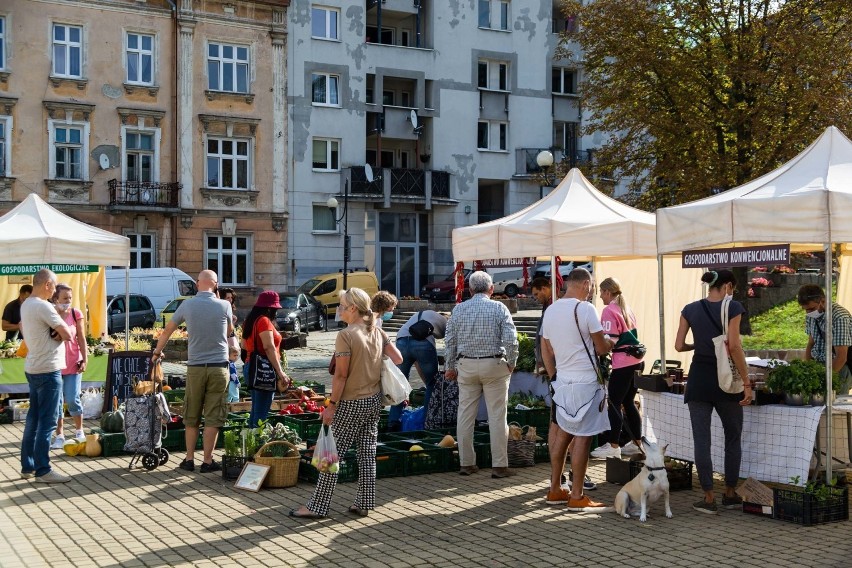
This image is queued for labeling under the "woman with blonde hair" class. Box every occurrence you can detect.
[290,287,402,519]
[590,277,645,459]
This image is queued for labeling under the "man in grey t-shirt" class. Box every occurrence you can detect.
[152,270,233,474]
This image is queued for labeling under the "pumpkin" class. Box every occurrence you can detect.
[100,396,124,433]
[85,433,102,457]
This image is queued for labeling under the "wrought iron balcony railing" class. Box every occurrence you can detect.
[108,180,181,207]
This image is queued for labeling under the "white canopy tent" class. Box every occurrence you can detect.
[656,125,852,480]
[453,168,702,369]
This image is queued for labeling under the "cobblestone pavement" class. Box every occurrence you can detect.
[2,324,851,567]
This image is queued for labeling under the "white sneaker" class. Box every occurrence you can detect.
[590,443,621,459]
[34,470,71,483]
[50,435,66,450]
[621,441,642,456]
[74,431,86,443]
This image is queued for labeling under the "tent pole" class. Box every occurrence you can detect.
[125,268,130,351]
[825,244,833,482]
[657,254,666,374]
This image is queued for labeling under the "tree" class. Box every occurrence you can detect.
[558,0,852,210]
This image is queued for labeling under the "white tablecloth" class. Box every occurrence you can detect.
[641,392,825,484]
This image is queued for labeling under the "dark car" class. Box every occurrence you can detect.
[275,293,326,334]
[420,269,472,302]
[107,293,156,334]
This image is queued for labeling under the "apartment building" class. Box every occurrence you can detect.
[0,0,290,297]
[287,1,594,296]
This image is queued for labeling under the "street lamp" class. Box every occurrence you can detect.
[327,180,351,290]
[536,149,556,197]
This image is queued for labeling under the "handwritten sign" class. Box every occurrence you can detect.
[102,351,151,412]
[682,244,790,269]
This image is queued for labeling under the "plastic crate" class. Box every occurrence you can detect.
[382,440,447,476]
[282,413,324,440]
[773,486,849,526]
[506,407,551,430]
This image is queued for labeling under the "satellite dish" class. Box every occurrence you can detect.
[410,110,418,129]
[99,154,110,169]
[365,163,375,183]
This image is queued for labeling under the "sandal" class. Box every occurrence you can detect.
[288,508,325,519]
[348,505,369,517]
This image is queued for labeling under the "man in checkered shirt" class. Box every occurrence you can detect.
[445,270,518,479]
[797,284,852,394]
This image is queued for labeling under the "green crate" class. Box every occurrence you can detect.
[506,407,551,430]
[282,412,324,440]
[382,441,446,476]
[298,449,358,483]
[99,432,129,456]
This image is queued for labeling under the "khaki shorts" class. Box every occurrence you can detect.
[183,366,228,428]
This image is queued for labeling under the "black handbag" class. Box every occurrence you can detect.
[247,322,277,391]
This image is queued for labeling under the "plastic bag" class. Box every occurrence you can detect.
[400,405,426,432]
[311,425,340,474]
[81,388,104,419]
[381,357,411,406]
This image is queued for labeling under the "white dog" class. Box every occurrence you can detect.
[614,437,673,522]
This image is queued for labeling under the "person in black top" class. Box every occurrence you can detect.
[675,269,751,515]
[2,285,33,340]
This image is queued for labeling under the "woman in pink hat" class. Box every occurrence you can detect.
[242,290,291,427]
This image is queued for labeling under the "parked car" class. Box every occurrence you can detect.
[154,296,192,328]
[296,271,379,316]
[275,293,327,334]
[421,269,472,302]
[107,294,156,334]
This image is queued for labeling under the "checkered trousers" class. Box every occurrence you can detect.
[306,392,383,516]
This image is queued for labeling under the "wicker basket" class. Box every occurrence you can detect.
[253,441,301,488]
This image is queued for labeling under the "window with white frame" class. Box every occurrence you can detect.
[312,138,339,171]
[477,60,509,91]
[478,0,510,31]
[477,120,508,151]
[311,73,340,106]
[552,67,576,95]
[207,42,249,93]
[126,32,154,85]
[123,129,158,183]
[52,23,82,78]
[127,233,156,269]
[206,137,250,189]
[49,121,88,180]
[312,7,339,40]
[0,17,6,70]
[0,117,9,177]
[312,204,336,232]
[206,234,250,286]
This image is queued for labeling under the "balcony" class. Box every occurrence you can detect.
[346,167,454,207]
[108,180,181,212]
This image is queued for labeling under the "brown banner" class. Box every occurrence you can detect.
[682,244,790,269]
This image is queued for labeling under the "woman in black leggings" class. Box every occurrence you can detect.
[590,278,644,459]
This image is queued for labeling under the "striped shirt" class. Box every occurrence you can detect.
[444,293,518,371]
[805,302,852,362]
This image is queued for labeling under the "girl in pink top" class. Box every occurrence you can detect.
[50,284,88,448]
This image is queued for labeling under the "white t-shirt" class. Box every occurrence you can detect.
[541,297,602,382]
[20,296,66,374]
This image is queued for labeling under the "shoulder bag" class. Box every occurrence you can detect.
[248,319,278,391]
[700,299,744,394]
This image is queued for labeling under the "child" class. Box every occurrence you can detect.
[227,346,241,403]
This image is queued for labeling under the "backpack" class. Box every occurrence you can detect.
[408,311,434,341]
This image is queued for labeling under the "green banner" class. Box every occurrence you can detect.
[0,264,99,276]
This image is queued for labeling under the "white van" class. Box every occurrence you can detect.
[106,268,197,317]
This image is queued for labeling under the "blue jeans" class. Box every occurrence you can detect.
[389,337,439,426]
[21,370,63,476]
[245,362,275,427]
[61,373,83,416]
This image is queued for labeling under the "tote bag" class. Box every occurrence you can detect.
[702,298,744,394]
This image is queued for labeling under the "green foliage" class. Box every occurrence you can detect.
[515,332,536,373]
[741,299,808,350]
[558,0,852,204]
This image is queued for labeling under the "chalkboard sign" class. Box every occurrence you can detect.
[102,351,151,412]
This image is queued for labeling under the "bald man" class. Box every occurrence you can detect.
[152,270,233,474]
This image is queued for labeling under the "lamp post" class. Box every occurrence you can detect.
[536,149,556,198]
[326,180,350,290]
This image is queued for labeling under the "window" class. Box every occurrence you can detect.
[477,120,508,151]
[51,124,84,179]
[127,233,155,269]
[479,0,510,31]
[312,204,336,232]
[124,131,155,182]
[477,59,509,91]
[311,73,340,106]
[126,33,154,85]
[312,7,339,40]
[207,42,249,93]
[0,17,5,70]
[206,235,250,286]
[0,117,9,176]
[206,137,250,189]
[552,68,576,95]
[312,138,339,171]
[52,24,82,78]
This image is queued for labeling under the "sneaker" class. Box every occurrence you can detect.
[74,431,86,443]
[50,435,65,450]
[178,459,195,472]
[621,441,642,456]
[20,472,34,480]
[590,443,621,459]
[200,460,222,473]
[545,488,570,505]
[567,495,614,512]
[721,495,743,509]
[693,499,718,514]
[565,471,597,491]
[34,470,71,483]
